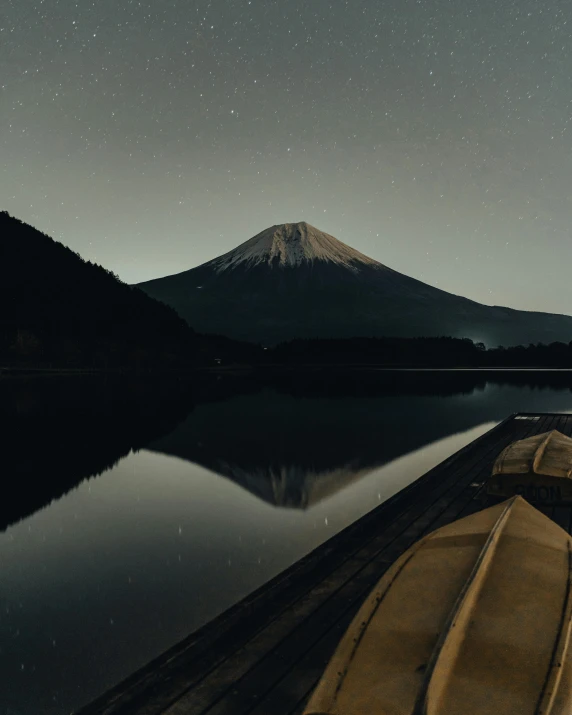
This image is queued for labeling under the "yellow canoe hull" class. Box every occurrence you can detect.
[304,496,572,715]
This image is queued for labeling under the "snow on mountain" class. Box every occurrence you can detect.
[210,221,383,273]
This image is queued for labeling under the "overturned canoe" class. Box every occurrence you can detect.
[304,496,572,715]
[488,429,572,504]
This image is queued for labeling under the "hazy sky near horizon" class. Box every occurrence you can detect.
[1,0,571,313]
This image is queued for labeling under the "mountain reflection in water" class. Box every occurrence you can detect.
[148,370,572,509]
[4,370,572,530]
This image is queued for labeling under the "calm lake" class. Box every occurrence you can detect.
[3,370,572,714]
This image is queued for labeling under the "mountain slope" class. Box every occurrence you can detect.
[136,222,572,347]
[0,211,198,367]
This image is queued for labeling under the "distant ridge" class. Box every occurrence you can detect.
[137,221,572,347]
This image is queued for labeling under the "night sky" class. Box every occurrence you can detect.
[2,0,571,314]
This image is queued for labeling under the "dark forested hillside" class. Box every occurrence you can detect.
[0,211,201,368]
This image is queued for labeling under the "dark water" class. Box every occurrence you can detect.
[3,370,572,714]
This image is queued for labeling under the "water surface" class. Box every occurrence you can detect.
[2,371,572,714]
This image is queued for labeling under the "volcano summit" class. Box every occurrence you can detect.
[207,221,382,272]
[137,222,572,347]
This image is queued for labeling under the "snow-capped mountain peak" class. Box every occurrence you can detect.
[137,220,572,347]
[211,222,383,272]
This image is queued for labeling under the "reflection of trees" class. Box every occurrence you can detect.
[0,376,195,531]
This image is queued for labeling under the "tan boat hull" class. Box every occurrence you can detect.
[488,430,572,504]
[304,497,572,715]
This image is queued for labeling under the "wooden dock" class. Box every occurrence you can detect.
[79,412,572,715]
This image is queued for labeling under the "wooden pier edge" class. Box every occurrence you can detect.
[78,413,572,715]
